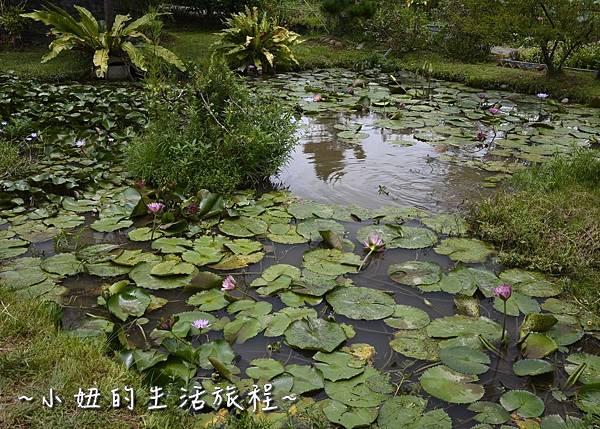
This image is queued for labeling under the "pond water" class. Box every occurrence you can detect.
[1,69,599,428]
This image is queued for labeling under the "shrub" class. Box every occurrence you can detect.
[127,58,297,194]
[433,0,497,62]
[214,6,302,73]
[259,0,327,33]
[516,42,600,71]
[364,2,430,54]
[22,4,185,78]
[0,117,33,178]
[321,0,377,35]
[0,0,27,48]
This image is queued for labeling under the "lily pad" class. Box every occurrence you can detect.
[129,261,196,290]
[500,390,545,418]
[565,353,600,385]
[434,238,495,263]
[324,366,393,407]
[218,217,268,237]
[322,400,378,429]
[468,401,511,425]
[41,253,83,276]
[388,261,442,287]
[284,318,347,352]
[427,315,502,342]
[422,213,468,236]
[246,358,285,381]
[513,359,554,376]
[314,351,366,381]
[326,286,395,320]
[187,289,229,311]
[439,346,490,375]
[420,365,485,404]
[384,305,430,330]
[303,249,361,276]
[390,329,439,361]
[91,217,133,232]
[522,333,558,359]
[106,287,151,321]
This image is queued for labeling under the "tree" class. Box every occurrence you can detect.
[501,0,600,75]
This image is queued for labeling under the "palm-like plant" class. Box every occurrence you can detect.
[22,4,185,78]
[214,6,302,73]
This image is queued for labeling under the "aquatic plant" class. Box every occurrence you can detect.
[494,283,512,345]
[359,233,385,271]
[221,275,236,291]
[147,202,164,240]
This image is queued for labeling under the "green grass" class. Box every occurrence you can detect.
[469,150,600,312]
[0,48,88,81]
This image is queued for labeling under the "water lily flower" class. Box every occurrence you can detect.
[75,139,86,148]
[0,121,7,126]
[147,202,165,214]
[476,130,487,142]
[488,107,500,115]
[134,179,145,189]
[221,275,236,291]
[478,92,488,100]
[537,16,544,22]
[313,94,322,102]
[363,234,385,253]
[494,283,512,301]
[191,319,211,330]
[30,132,38,138]
[537,93,549,100]
[187,203,199,215]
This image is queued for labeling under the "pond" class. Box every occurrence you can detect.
[1,69,599,428]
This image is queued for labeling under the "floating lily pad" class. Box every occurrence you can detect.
[324,366,393,408]
[250,264,301,296]
[434,238,495,263]
[286,364,324,394]
[41,253,83,276]
[223,315,263,344]
[322,400,378,429]
[384,305,430,330]
[106,287,151,321]
[326,286,395,320]
[150,260,196,277]
[303,249,361,276]
[129,261,196,290]
[246,358,285,381]
[91,217,133,232]
[500,390,545,418]
[439,346,490,375]
[513,359,554,376]
[390,329,439,361]
[388,261,442,287]
[267,223,307,244]
[420,365,485,404]
[287,201,334,220]
[284,318,347,352]
[356,224,437,249]
[187,289,229,311]
[499,269,561,297]
[422,213,468,236]
[314,351,366,381]
[493,292,540,316]
[128,227,164,242]
[219,217,268,237]
[467,401,511,425]
[427,315,502,342]
[565,353,600,385]
[522,333,558,359]
[151,237,193,254]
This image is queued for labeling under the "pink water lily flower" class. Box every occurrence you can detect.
[75,139,86,148]
[476,130,487,142]
[537,93,549,100]
[313,94,322,102]
[221,275,236,291]
[488,107,500,115]
[363,234,385,253]
[493,283,512,301]
[147,202,165,214]
[191,319,211,330]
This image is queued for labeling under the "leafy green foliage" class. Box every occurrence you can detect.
[321,0,377,34]
[0,0,27,47]
[214,6,302,73]
[127,58,297,193]
[22,4,185,78]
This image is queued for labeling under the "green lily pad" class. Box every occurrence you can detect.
[106,287,151,321]
[41,253,83,276]
[44,214,85,229]
[224,239,262,255]
[219,217,268,237]
[313,351,366,381]
[499,269,561,297]
[388,261,442,287]
[390,329,439,361]
[439,346,490,375]
[150,259,196,277]
[91,217,133,232]
[246,358,285,381]
[128,227,164,242]
[267,223,307,244]
[420,365,485,404]
[384,305,430,330]
[151,237,193,254]
[467,401,511,425]
[422,213,468,236]
[209,251,264,270]
[427,315,502,342]
[493,292,540,316]
[284,318,347,352]
[250,264,301,296]
[223,315,263,344]
[297,218,344,241]
[522,333,558,359]
[187,289,229,311]
[303,249,361,276]
[377,395,426,429]
[436,267,501,297]
[287,201,334,220]
[500,390,545,418]
[111,249,160,267]
[434,238,495,263]
[356,224,437,249]
[575,383,600,415]
[326,286,395,320]
[324,366,393,408]
[513,359,554,376]
[322,400,378,429]
[286,364,324,394]
[129,261,196,290]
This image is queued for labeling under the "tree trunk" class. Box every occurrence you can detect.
[104,0,115,30]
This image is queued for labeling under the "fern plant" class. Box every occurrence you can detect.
[22,4,185,78]
[214,6,302,73]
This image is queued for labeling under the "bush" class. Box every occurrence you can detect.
[127,58,297,194]
[516,42,600,71]
[364,2,430,54]
[321,0,377,35]
[0,0,27,48]
[213,6,302,73]
[259,0,327,33]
